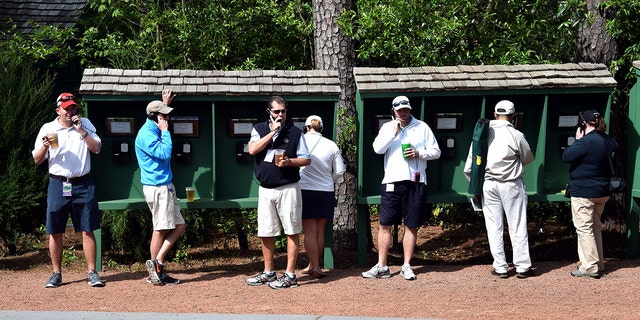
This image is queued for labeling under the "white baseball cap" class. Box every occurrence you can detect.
[494,100,515,115]
[305,115,323,127]
[392,96,412,110]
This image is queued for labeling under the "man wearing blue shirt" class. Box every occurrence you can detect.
[135,89,185,286]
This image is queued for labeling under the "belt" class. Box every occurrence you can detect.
[50,174,90,183]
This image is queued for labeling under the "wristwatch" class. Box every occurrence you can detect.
[80,132,88,139]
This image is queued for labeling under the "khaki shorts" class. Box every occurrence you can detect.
[257,182,302,237]
[143,183,185,231]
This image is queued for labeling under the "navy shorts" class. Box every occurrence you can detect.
[46,176,101,234]
[380,181,428,229]
[301,190,336,220]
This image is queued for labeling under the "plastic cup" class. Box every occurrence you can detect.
[274,149,286,167]
[47,132,59,149]
[185,187,195,202]
[401,143,411,158]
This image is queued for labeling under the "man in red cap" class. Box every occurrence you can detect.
[32,93,104,288]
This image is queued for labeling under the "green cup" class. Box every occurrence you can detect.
[401,143,412,158]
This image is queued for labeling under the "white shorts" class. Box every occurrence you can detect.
[257,182,302,237]
[143,183,185,231]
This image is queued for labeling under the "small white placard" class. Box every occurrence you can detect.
[437,118,457,130]
[234,122,254,135]
[110,121,132,134]
[558,115,579,128]
[173,122,194,135]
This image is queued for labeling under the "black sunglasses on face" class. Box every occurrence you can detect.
[58,96,77,102]
[271,109,287,115]
[392,100,410,108]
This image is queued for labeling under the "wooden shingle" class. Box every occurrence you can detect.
[0,0,86,35]
[354,63,616,93]
[80,69,342,96]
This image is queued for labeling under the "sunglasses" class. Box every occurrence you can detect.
[58,96,77,102]
[271,109,287,115]
[392,100,410,107]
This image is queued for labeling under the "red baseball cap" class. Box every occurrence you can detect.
[56,93,78,109]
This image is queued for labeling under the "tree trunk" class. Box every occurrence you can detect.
[313,0,358,249]
[575,0,617,63]
[576,0,625,226]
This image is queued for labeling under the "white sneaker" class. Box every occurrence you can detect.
[400,265,416,280]
[361,264,390,278]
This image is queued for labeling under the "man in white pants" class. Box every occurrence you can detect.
[464,100,535,278]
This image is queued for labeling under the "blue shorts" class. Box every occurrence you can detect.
[46,176,101,234]
[301,190,335,220]
[380,181,428,229]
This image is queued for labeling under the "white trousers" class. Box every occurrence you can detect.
[482,178,532,273]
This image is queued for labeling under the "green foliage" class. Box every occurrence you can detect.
[79,0,314,70]
[0,59,54,256]
[347,0,577,66]
[100,209,152,261]
[0,23,77,67]
[430,201,573,231]
[336,105,358,162]
[62,246,79,267]
[101,208,259,262]
[431,203,482,230]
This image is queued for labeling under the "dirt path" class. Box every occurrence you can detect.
[1,254,639,319]
[1,223,638,319]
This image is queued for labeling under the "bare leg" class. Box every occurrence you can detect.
[81,231,97,272]
[156,223,186,263]
[261,236,276,272]
[285,234,300,274]
[402,226,418,265]
[49,233,64,272]
[377,225,392,266]
[302,219,319,272]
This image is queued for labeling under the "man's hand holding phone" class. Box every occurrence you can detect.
[270,114,282,132]
[157,117,169,131]
[575,127,584,140]
[391,115,401,136]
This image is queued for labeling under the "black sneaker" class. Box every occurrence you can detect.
[491,269,508,279]
[246,271,277,286]
[88,270,105,287]
[268,273,299,289]
[160,272,180,285]
[45,272,62,288]
[145,259,164,285]
[516,268,535,279]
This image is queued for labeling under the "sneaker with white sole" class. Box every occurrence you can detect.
[361,264,390,279]
[88,270,105,287]
[268,273,299,289]
[400,265,416,280]
[246,271,277,286]
[45,272,62,288]
[145,259,163,285]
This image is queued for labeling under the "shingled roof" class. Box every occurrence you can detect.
[79,68,342,96]
[353,63,616,93]
[0,0,86,34]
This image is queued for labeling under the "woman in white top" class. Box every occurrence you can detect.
[299,115,346,278]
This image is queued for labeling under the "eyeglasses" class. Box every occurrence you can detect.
[271,109,287,115]
[392,100,410,107]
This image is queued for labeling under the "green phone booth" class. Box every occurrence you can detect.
[80,68,341,270]
[625,60,640,258]
[353,63,617,265]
